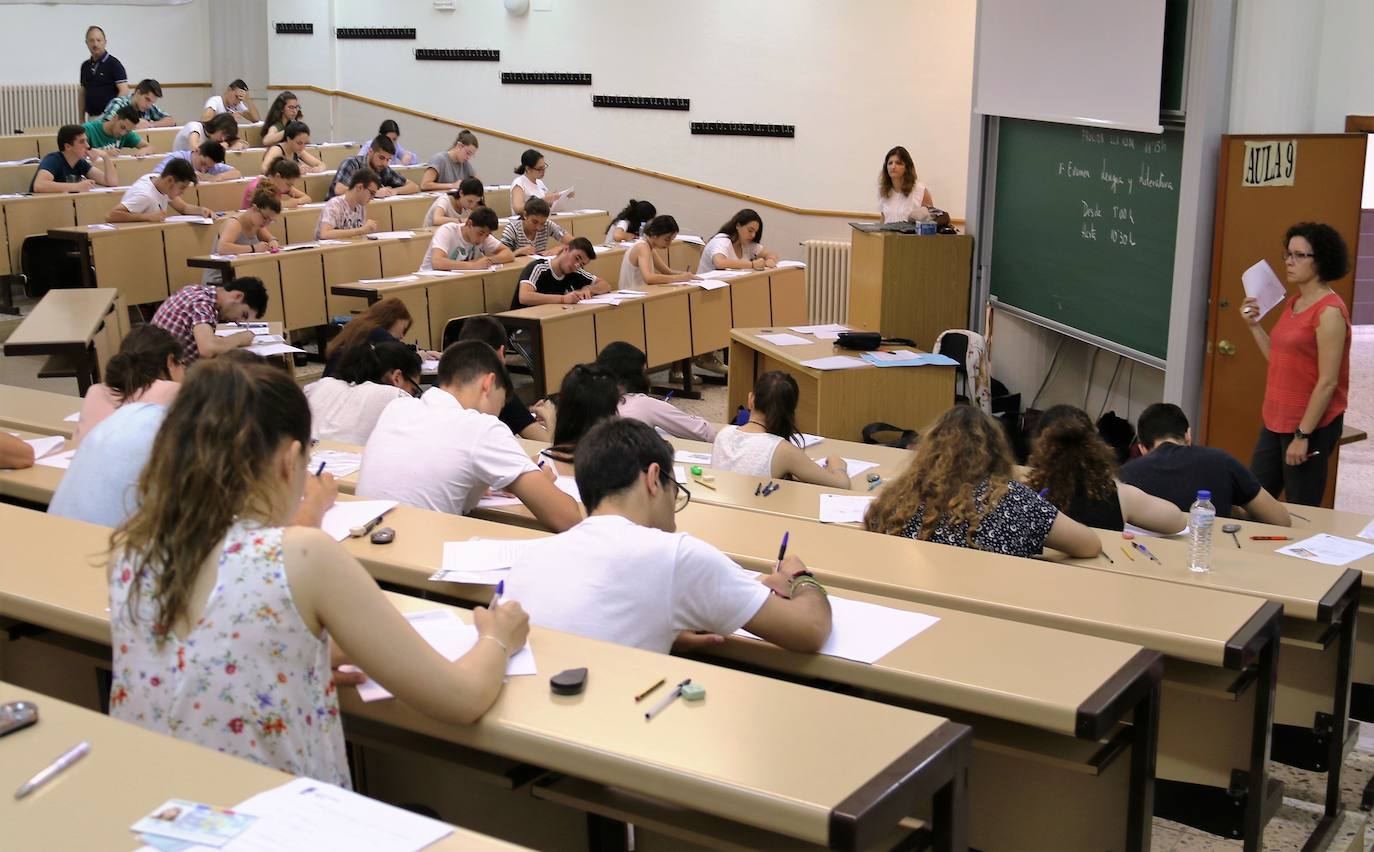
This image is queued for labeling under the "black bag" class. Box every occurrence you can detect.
[836,332,917,351]
[20,235,84,299]
[862,421,918,449]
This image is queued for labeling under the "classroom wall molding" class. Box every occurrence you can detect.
[270,84,906,224]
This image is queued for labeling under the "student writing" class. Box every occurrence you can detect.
[596,342,718,442]
[261,121,324,174]
[328,134,418,198]
[455,315,556,441]
[241,158,309,210]
[173,113,242,153]
[322,296,439,378]
[421,130,480,192]
[260,91,303,148]
[316,169,380,240]
[306,341,421,445]
[82,104,148,151]
[149,278,269,363]
[605,199,657,244]
[504,418,831,655]
[206,189,280,281]
[73,325,183,446]
[358,120,418,166]
[101,78,173,128]
[30,124,119,193]
[712,371,850,488]
[619,214,694,290]
[510,148,572,216]
[202,79,260,122]
[420,207,515,272]
[158,141,241,183]
[107,158,213,223]
[109,356,528,787]
[423,177,485,228]
[499,197,572,256]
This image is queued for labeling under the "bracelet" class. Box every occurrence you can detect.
[479,634,510,655]
[789,575,827,598]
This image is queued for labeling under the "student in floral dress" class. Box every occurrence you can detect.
[108,356,529,786]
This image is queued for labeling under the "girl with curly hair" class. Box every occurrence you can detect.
[864,405,1099,557]
[1023,405,1186,534]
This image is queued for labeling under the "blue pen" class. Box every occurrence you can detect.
[492,580,504,607]
[1038,487,1049,498]
[664,390,674,402]
[315,461,326,477]
[776,531,790,565]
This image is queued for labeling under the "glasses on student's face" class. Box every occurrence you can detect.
[403,374,423,398]
[531,163,547,173]
[658,470,691,513]
[1283,250,1314,261]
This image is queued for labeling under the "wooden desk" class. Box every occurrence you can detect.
[848,230,974,349]
[0,429,67,506]
[0,504,971,851]
[1,193,79,273]
[484,185,513,218]
[0,163,38,195]
[728,327,955,442]
[0,385,79,438]
[0,135,41,161]
[49,222,175,304]
[1,289,123,395]
[139,126,179,153]
[0,682,524,852]
[664,434,911,487]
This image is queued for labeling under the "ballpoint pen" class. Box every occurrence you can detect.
[14,741,90,799]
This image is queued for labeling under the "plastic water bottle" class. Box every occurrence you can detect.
[1189,490,1216,573]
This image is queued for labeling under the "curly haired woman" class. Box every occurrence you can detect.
[864,405,1100,558]
[1023,405,1186,534]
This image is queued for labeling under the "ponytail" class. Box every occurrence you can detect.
[751,371,799,443]
[104,325,183,400]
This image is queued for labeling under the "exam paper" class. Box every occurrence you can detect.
[737,594,939,664]
[757,332,812,347]
[674,465,687,484]
[818,457,880,478]
[309,450,361,478]
[860,351,959,368]
[675,234,705,246]
[776,259,807,269]
[1240,259,1287,321]
[674,450,712,465]
[476,491,523,508]
[430,537,533,584]
[819,493,875,524]
[553,476,582,503]
[1276,534,1374,566]
[800,355,868,371]
[356,610,536,701]
[697,269,751,280]
[790,323,849,336]
[320,500,397,542]
[35,448,76,470]
[245,341,304,357]
[214,323,271,337]
[164,215,214,224]
[359,275,419,285]
[365,231,414,241]
[691,278,730,291]
[198,777,454,852]
[790,433,825,449]
[63,411,80,422]
[1122,522,1188,538]
[24,435,65,460]
[420,358,439,374]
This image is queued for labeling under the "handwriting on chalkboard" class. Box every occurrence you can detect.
[1054,128,1177,247]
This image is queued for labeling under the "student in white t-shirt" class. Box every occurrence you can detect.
[107,157,212,223]
[712,370,851,487]
[316,168,379,240]
[306,341,420,445]
[510,148,573,217]
[504,417,832,655]
[174,113,241,152]
[419,207,514,272]
[878,145,934,224]
[201,79,260,123]
[619,214,694,291]
[356,340,581,530]
[697,208,779,274]
[423,177,484,228]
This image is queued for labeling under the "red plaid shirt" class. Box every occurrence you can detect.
[151,284,218,363]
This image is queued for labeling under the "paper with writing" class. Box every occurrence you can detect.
[1240,259,1287,321]
[819,493,875,524]
[356,610,536,701]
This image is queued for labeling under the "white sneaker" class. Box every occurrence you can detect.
[693,353,727,375]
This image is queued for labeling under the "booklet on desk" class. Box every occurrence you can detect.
[736,592,939,664]
[355,609,536,702]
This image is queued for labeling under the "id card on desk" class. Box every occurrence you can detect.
[132,799,257,847]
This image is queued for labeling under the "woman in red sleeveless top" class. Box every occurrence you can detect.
[1240,222,1351,506]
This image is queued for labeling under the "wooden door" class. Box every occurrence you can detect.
[1200,135,1367,474]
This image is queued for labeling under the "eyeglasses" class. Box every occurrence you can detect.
[403,374,423,398]
[1283,250,1314,261]
[658,469,691,513]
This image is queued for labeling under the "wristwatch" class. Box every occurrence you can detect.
[1294,427,1312,440]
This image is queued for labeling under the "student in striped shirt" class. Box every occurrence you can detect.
[101,78,174,128]
[499,197,572,257]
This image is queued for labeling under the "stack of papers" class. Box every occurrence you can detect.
[1276,534,1374,566]
[756,332,812,347]
[690,278,730,291]
[790,323,849,337]
[86,223,116,231]
[431,537,532,584]
[674,450,712,465]
[818,493,875,524]
[860,351,958,368]
[359,274,419,285]
[818,457,881,478]
[736,594,939,664]
[365,231,415,241]
[356,610,536,701]
[319,500,397,542]
[800,355,868,371]
[309,450,361,478]
[1240,259,1287,320]
[164,215,214,224]
[215,323,272,337]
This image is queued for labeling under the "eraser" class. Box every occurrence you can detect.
[551,667,588,696]
[690,465,703,476]
[1121,531,1135,540]
[681,683,705,701]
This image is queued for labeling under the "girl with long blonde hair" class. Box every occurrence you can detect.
[864,405,1099,557]
[108,356,528,786]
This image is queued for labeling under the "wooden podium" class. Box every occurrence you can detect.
[847,230,974,348]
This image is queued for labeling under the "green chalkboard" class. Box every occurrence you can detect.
[989,118,1184,360]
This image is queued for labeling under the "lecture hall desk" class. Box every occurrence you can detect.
[0,682,525,852]
[1,288,124,396]
[0,385,79,438]
[0,451,1158,851]
[0,504,971,852]
[729,327,955,443]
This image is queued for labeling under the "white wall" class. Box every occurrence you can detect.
[267,0,975,218]
[0,0,209,86]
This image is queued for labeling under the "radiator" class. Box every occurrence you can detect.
[0,84,81,134]
[802,239,851,324]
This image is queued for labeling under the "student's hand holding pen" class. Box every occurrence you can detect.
[293,470,337,528]
[761,553,810,597]
[474,599,530,657]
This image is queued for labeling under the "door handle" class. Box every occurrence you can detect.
[1217,339,1237,356]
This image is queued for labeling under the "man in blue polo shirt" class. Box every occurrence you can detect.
[30,124,120,193]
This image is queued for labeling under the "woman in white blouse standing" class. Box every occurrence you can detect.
[878,146,934,224]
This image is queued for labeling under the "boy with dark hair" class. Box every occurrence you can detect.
[102,78,173,127]
[156,140,241,182]
[30,124,119,193]
[108,157,213,223]
[457,315,554,440]
[203,79,260,122]
[317,168,381,239]
[81,103,148,150]
[514,237,609,307]
[328,134,417,198]
[504,418,832,654]
[357,340,581,530]
[1120,402,1291,524]
[596,341,717,441]
[421,207,515,272]
[150,278,269,363]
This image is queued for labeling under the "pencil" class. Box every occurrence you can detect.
[1120,544,1136,561]
[635,678,666,702]
[694,477,717,491]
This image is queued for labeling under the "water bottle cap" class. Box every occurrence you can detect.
[1197,490,1211,500]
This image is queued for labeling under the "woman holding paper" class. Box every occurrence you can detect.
[1241,222,1351,506]
[108,357,529,788]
